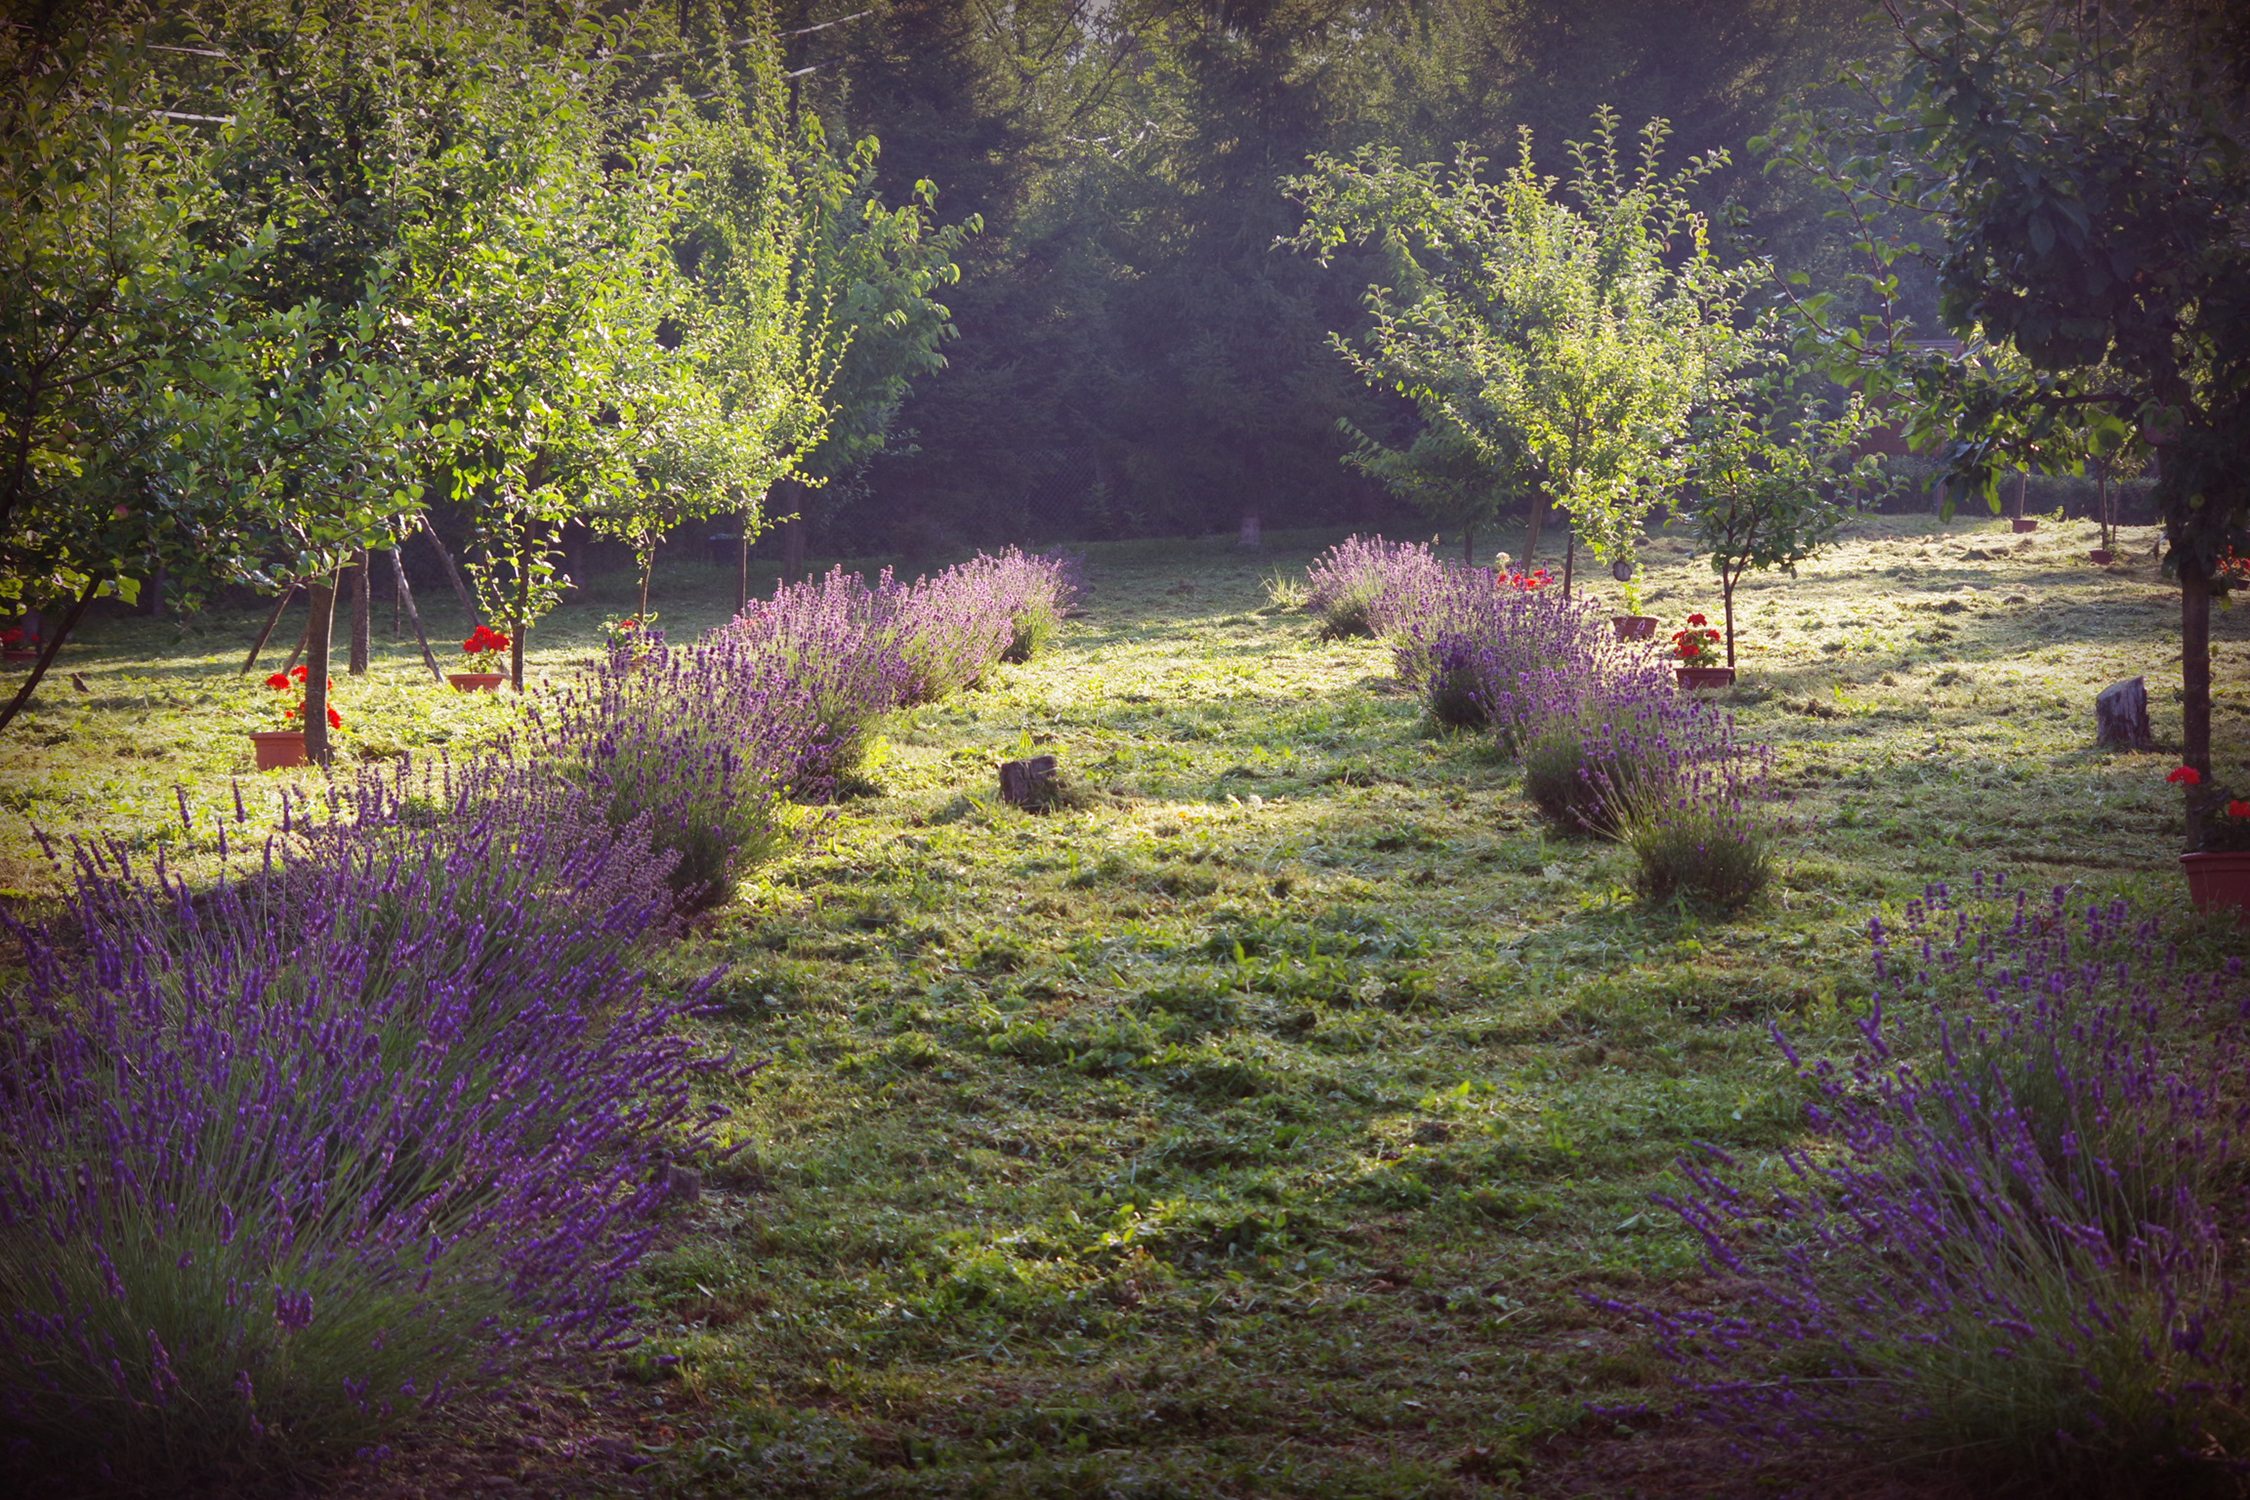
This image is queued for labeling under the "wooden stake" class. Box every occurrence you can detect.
[389,549,443,683]
[348,548,371,675]
[420,516,480,629]
[241,581,299,675]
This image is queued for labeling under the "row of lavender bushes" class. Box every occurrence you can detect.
[1613,875,2250,1491]
[0,548,1076,1489]
[1303,536,1770,908]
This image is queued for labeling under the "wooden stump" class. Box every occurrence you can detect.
[2096,676,2152,751]
[1000,754,1059,809]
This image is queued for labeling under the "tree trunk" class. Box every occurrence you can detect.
[1561,531,1576,602]
[639,543,654,617]
[1461,523,1476,565]
[511,525,531,693]
[348,548,371,675]
[1523,494,1546,565]
[0,574,99,736]
[2182,564,2211,851]
[738,523,752,615]
[302,576,338,766]
[1722,575,1738,669]
[241,582,298,675]
[781,514,808,584]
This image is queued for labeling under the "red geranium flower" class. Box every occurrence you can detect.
[290,665,309,682]
[2168,766,2202,786]
[2227,799,2250,819]
[266,671,290,690]
[326,705,343,729]
[1,627,22,649]
[1687,613,1708,627]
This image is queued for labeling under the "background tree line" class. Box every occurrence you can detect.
[775,0,1887,553]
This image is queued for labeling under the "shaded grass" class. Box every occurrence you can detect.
[4,514,2245,1496]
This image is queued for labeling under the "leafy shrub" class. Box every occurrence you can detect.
[1610,876,2250,1492]
[0,775,728,1487]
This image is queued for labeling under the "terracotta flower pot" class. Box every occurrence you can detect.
[2087,548,2114,565]
[249,729,308,771]
[1611,614,1659,641]
[448,672,507,692]
[3,649,38,665]
[1676,665,1736,690]
[2181,851,2250,919]
[2011,517,2039,533]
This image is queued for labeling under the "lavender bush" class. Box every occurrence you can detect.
[532,636,827,909]
[889,548,1077,704]
[1386,568,1671,746]
[1302,534,1451,640]
[0,545,1073,1488]
[1614,876,2250,1490]
[1520,694,1761,838]
[0,769,731,1485]
[716,566,912,789]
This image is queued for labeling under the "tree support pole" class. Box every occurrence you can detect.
[0,575,99,736]
[420,516,480,629]
[241,582,299,675]
[389,548,443,683]
[2183,563,2212,846]
[348,548,372,675]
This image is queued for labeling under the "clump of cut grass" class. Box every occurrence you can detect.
[1261,568,1310,613]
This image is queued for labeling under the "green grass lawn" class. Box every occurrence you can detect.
[7,514,2246,1496]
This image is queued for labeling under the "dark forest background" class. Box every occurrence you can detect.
[755,0,1887,557]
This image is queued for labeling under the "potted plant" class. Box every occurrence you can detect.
[250,665,340,770]
[2171,766,2250,917]
[449,624,511,690]
[1672,612,1733,688]
[2,626,37,665]
[1610,572,1657,641]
